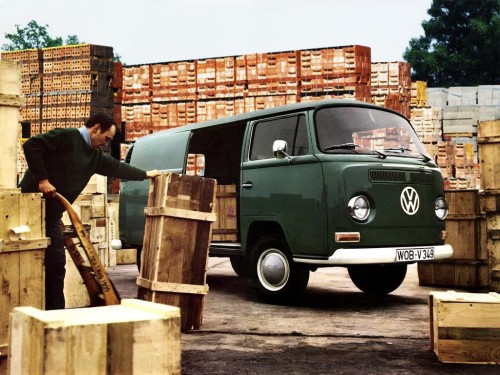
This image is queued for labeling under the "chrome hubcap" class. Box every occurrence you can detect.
[257,248,289,291]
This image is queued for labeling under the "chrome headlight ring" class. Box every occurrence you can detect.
[348,195,370,221]
[435,197,448,220]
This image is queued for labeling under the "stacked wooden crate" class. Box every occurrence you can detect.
[0,59,47,374]
[1,44,114,137]
[370,61,411,118]
[478,120,500,292]
[61,175,116,308]
[120,45,372,141]
[418,190,488,288]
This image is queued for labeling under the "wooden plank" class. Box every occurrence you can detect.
[436,339,500,364]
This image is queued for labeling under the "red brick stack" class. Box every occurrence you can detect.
[119,45,374,141]
[1,44,114,136]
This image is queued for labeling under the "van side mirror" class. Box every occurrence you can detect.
[273,140,292,161]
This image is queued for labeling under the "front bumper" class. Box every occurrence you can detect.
[293,244,453,265]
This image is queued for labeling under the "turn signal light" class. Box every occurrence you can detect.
[441,230,448,240]
[335,232,361,243]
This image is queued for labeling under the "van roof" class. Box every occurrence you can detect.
[138,99,393,138]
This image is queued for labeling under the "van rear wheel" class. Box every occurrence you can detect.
[348,264,407,294]
[249,235,309,303]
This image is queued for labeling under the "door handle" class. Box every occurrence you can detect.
[242,181,253,189]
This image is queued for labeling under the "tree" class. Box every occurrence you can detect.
[2,20,82,51]
[404,0,500,87]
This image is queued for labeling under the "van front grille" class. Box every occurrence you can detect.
[369,170,436,184]
[369,170,406,182]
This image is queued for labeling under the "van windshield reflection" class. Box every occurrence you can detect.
[315,107,429,160]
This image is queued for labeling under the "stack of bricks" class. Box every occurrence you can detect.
[119,45,372,141]
[1,44,114,138]
[436,141,480,190]
[370,61,412,118]
[1,48,42,135]
[299,46,371,103]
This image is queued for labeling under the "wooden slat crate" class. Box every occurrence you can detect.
[478,120,500,191]
[137,173,216,330]
[418,190,489,288]
[429,291,500,364]
[8,299,181,375]
[0,192,48,366]
[212,184,238,242]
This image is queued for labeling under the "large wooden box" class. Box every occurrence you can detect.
[0,60,23,190]
[8,299,181,375]
[478,120,500,191]
[212,184,238,242]
[137,172,216,330]
[429,291,500,364]
[0,192,47,359]
[418,190,489,288]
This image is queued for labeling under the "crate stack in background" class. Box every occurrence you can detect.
[0,48,42,139]
[370,61,412,118]
[120,45,373,142]
[421,85,500,190]
[1,44,114,137]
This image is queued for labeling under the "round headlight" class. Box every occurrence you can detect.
[348,196,370,221]
[435,197,448,220]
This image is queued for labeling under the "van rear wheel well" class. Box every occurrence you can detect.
[246,221,286,250]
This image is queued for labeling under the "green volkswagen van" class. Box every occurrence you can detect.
[119,99,453,302]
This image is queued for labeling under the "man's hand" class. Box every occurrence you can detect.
[146,170,162,179]
[39,179,57,198]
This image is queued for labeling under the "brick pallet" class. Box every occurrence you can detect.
[120,45,373,140]
[1,44,115,137]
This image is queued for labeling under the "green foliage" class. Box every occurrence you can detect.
[2,20,83,51]
[404,0,500,87]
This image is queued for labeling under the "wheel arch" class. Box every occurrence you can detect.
[245,220,288,253]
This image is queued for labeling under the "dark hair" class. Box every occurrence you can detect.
[85,113,115,132]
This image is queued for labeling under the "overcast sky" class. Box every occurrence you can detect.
[0,0,432,65]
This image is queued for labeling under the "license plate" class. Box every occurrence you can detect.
[396,247,434,262]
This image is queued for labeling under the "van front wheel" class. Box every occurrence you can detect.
[348,264,407,295]
[249,235,309,303]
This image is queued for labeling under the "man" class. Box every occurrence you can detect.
[20,113,160,310]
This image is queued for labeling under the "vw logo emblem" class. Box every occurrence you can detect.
[401,187,419,215]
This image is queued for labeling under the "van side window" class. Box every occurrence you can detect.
[250,115,309,160]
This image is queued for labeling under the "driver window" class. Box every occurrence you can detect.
[250,115,308,160]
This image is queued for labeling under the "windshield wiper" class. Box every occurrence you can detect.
[324,143,387,159]
[384,147,431,162]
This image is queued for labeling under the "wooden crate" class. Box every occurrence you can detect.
[0,192,48,357]
[8,299,181,375]
[429,291,500,364]
[0,60,23,190]
[478,120,500,191]
[137,173,216,330]
[418,190,489,288]
[212,184,238,242]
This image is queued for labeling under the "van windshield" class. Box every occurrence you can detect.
[315,107,429,160]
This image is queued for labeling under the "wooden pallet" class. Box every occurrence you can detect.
[137,173,216,330]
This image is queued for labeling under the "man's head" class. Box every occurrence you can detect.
[85,113,116,150]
